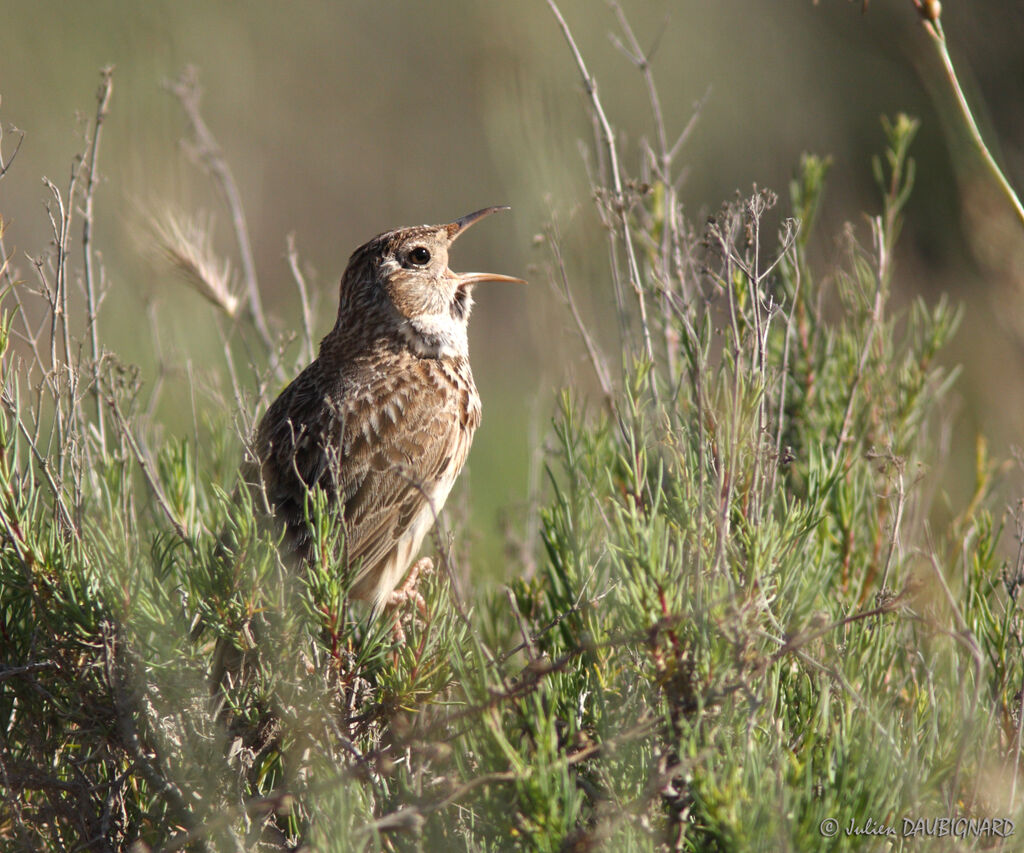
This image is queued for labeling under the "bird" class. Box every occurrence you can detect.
[243,206,523,618]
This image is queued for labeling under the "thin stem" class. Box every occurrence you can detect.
[0,389,77,537]
[545,0,656,375]
[877,464,906,594]
[0,124,25,181]
[607,0,689,388]
[169,68,280,368]
[286,232,316,365]
[82,67,113,450]
[769,243,801,500]
[923,17,1024,228]
[546,218,615,405]
[108,395,193,547]
[832,219,886,472]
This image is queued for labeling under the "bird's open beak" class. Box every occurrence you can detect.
[455,270,526,287]
[445,206,527,287]
[445,206,511,242]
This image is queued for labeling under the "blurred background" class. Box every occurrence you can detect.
[1,0,1022,579]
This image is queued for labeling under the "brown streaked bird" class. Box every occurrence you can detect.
[246,206,523,615]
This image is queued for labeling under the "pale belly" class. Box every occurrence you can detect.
[366,473,457,612]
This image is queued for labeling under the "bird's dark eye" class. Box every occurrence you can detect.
[408,246,431,266]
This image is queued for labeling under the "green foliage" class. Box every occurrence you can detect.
[1,62,1022,853]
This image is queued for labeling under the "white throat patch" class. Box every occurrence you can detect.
[400,313,468,359]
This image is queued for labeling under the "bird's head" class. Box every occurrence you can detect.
[336,207,524,359]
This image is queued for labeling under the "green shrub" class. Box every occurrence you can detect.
[1,52,1022,853]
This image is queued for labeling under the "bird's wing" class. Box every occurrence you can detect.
[251,361,344,558]
[339,362,475,597]
[253,357,477,597]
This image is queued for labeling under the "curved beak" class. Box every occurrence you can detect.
[445,206,527,286]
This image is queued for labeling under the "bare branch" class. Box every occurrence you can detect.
[82,67,114,449]
[286,232,316,365]
[107,394,193,546]
[0,661,58,683]
[0,120,25,181]
[167,67,279,364]
[545,0,656,372]
[607,1,669,179]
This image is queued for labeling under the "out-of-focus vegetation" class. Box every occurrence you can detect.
[2,1,1024,850]
[0,1,1022,568]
